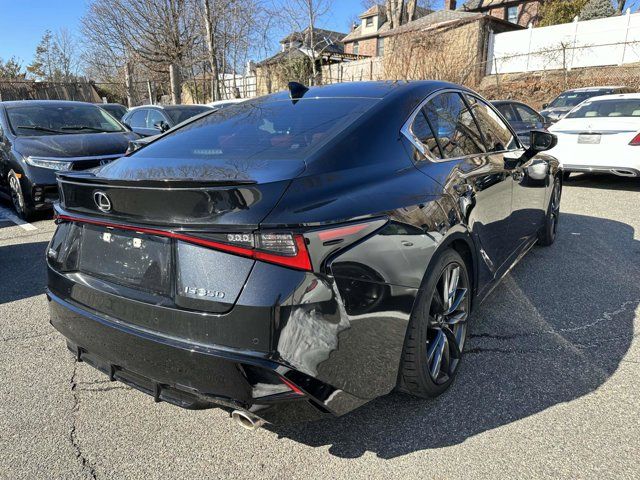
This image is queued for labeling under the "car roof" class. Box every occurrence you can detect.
[576,93,640,102]
[128,104,210,110]
[491,99,534,107]
[0,100,97,108]
[565,86,629,93]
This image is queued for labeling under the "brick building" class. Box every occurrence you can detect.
[452,0,544,27]
[342,5,430,57]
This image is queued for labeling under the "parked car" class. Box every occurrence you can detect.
[127,105,224,153]
[95,103,128,121]
[540,86,636,124]
[47,81,560,429]
[548,93,640,178]
[0,100,138,219]
[121,104,213,137]
[492,100,546,146]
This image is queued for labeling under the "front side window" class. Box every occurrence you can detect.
[422,92,485,159]
[465,94,517,152]
[146,109,166,129]
[6,104,125,137]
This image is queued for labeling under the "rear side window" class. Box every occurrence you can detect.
[422,92,485,159]
[410,109,441,159]
[465,95,516,152]
[130,98,377,161]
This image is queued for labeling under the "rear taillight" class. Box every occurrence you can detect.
[55,215,312,271]
[629,132,640,145]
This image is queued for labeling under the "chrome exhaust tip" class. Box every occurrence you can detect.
[231,410,266,431]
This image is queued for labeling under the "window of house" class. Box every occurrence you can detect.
[422,92,486,159]
[366,17,373,27]
[376,37,384,56]
[506,6,518,23]
[353,41,359,55]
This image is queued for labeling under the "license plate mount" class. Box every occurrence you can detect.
[578,133,601,144]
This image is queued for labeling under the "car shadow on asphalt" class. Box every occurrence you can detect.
[565,173,640,192]
[269,212,640,459]
[0,241,49,304]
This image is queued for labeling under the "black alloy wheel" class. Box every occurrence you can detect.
[538,176,561,246]
[399,249,470,397]
[8,171,34,220]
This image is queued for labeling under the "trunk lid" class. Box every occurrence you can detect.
[57,156,306,227]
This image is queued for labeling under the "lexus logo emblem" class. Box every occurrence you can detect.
[93,191,112,212]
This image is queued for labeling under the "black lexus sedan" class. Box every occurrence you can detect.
[0,100,138,219]
[47,81,561,429]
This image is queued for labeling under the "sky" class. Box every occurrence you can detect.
[0,0,440,69]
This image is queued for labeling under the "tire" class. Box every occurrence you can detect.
[398,249,471,398]
[538,176,561,247]
[8,170,35,221]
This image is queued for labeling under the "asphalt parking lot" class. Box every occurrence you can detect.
[1,174,639,480]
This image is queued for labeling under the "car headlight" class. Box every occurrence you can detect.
[25,156,73,171]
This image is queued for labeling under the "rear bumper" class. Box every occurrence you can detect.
[48,290,366,425]
[563,164,640,177]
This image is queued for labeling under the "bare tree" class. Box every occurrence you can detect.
[275,0,334,85]
[82,0,199,104]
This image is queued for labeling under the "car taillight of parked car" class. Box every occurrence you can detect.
[629,132,640,146]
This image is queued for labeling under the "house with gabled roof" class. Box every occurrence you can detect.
[450,0,545,27]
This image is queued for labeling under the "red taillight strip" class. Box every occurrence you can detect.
[629,132,640,145]
[278,375,305,396]
[317,223,370,241]
[56,214,312,271]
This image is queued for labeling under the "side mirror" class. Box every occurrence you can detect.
[519,130,557,163]
[154,121,170,132]
[542,103,549,109]
[126,140,142,155]
[529,130,557,152]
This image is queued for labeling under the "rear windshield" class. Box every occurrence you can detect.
[548,91,611,109]
[6,103,125,136]
[566,99,640,118]
[163,106,212,124]
[132,98,377,161]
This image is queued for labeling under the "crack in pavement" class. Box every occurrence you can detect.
[69,361,98,480]
[470,298,640,342]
